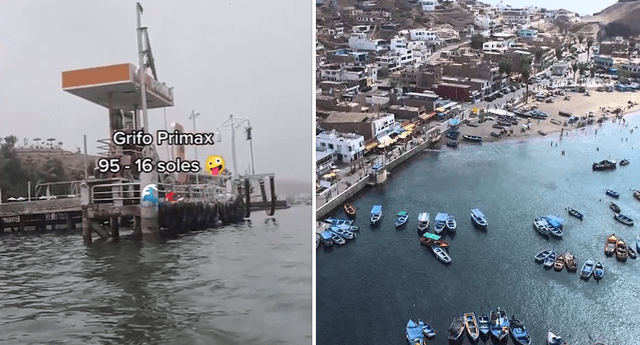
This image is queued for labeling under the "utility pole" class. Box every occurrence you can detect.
[189,110,200,185]
[220,114,256,180]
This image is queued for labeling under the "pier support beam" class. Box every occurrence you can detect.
[110,216,119,239]
[82,209,92,246]
[18,216,25,232]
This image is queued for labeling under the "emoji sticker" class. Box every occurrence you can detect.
[205,155,225,176]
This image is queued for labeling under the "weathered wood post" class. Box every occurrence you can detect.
[80,182,91,246]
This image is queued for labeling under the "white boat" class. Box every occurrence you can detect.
[445,214,457,232]
[370,205,383,226]
[470,208,488,229]
[547,330,568,345]
[534,217,550,236]
[417,212,430,232]
[434,213,448,234]
[614,213,634,226]
[431,244,451,263]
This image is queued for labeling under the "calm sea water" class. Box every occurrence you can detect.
[317,114,640,345]
[0,206,311,345]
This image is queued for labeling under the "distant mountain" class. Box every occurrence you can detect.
[593,0,640,39]
[275,179,312,199]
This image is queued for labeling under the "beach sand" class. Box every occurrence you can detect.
[457,90,640,143]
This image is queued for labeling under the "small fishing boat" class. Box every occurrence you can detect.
[431,244,451,264]
[331,233,346,245]
[547,330,569,345]
[535,249,553,263]
[609,202,620,213]
[564,252,577,272]
[509,315,531,345]
[464,312,479,342]
[470,208,488,229]
[445,214,457,232]
[534,217,550,236]
[420,233,443,247]
[343,202,356,219]
[330,226,355,240]
[319,231,334,247]
[405,319,426,345]
[616,239,628,261]
[433,213,448,234]
[628,247,637,259]
[448,317,465,342]
[463,134,483,142]
[581,258,594,279]
[619,159,629,165]
[614,213,634,226]
[418,320,436,338]
[605,234,617,256]
[633,189,640,201]
[395,211,409,227]
[594,261,604,280]
[543,251,557,268]
[323,218,353,226]
[490,131,501,138]
[370,205,383,226]
[477,314,490,338]
[606,189,620,198]
[446,141,458,148]
[538,130,547,136]
[637,234,640,253]
[567,207,583,220]
[417,212,430,232]
[546,223,564,238]
[592,159,616,170]
[489,308,509,341]
[554,253,565,271]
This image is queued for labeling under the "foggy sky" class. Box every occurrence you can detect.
[482,0,617,16]
[0,0,312,183]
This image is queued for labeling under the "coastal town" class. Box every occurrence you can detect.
[315,0,640,214]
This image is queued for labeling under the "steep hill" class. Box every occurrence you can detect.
[592,0,640,39]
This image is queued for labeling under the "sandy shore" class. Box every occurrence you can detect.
[457,90,640,143]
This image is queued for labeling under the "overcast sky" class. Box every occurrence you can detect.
[0,0,312,183]
[482,0,617,16]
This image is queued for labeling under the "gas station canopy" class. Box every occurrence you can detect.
[62,63,174,110]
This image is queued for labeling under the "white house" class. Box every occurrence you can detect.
[474,15,494,29]
[316,131,365,163]
[318,64,377,85]
[375,55,401,73]
[418,0,436,11]
[501,10,530,25]
[349,33,388,51]
[409,29,443,45]
[483,41,508,53]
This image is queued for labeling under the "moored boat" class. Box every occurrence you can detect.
[343,202,356,219]
[567,207,583,220]
[405,319,426,345]
[462,134,483,142]
[564,252,577,272]
[592,159,616,171]
[448,317,465,342]
[489,308,509,341]
[543,251,557,268]
[605,234,617,256]
[434,213,447,234]
[329,226,355,240]
[464,312,479,342]
[420,232,441,247]
[509,315,531,345]
[331,233,346,245]
[633,189,640,201]
[477,314,490,338]
[619,159,629,165]
[446,141,458,148]
[628,247,637,259]
[319,231,334,247]
[396,211,409,227]
[616,239,628,261]
[637,234,640,253]
[323,218,353,226]
[609,202,620,213]
[554,253,565,271]
[594,261,604,280]
[446,214,457,232]
[470,208,488,229]
[581,259,594,279]
[614,213,634,226]
[535,249,553,263]
[417,212,430,232]
[431,244,451,264]
[543,218,563,238]
[418,319,436,338]
[547,330,569,345]
[606,189,620,198]
[534,217,550,237]
[370,205,383,226]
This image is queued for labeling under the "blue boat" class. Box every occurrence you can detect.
[370,205,383,225]
[434,213,448,234]
[509,315,531,345]
[543,217,564,238]
[471,208,488,229]
[614,213,634,226]
[331,233,346,245]
[477,314,490,338]
[329,226,355,240]
[636,234,640,253]
[567,207,583,220]
[581,259,594,279]
[489,307,509,341]
[606,189,620,198]
[323,218,353,226]
[419,320,436,338]
[543,250,557,268]
[405,319,426,345]
[334,224,360,232]
[396,211,409,227]
[594,261,604,280]
[319,231,334,247]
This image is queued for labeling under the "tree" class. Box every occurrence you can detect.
[590,65,597,79]
[470,34,486,49]
[556,48,563,61]
[578,62,587,84]
[499,59,513,83]
[586,37,594,62]
[618,69,632,84]
[520,56,533,103]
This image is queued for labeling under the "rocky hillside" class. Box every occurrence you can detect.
[592,0,640,39]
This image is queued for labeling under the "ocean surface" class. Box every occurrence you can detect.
[0,206,311,345]
[317,114,640,345]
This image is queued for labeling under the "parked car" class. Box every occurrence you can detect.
[495,92,504,98]
[502,88,511,94]
[484,95,495,102]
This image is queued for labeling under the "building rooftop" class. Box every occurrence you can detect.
[324,112,391,123]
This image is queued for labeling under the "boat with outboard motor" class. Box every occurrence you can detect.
[489,307,509,341]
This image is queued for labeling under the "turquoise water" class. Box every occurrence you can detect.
[317,114,640,345]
